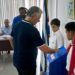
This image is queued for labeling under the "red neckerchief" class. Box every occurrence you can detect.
[68,35,75,75]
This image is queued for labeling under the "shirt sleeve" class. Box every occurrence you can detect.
[32,28,44,47]
[56,33,64,48]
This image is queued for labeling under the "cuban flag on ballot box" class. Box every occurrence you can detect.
[46,46,67,75]
[47,46,67,63]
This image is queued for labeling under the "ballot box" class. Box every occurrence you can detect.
[47,46,67,75]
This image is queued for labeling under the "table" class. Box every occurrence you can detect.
[0,35,13,51]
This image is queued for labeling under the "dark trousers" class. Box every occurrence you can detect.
[16,67,36,75]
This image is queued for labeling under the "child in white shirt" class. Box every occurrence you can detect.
[49,18,64,60]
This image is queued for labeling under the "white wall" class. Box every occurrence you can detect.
[48,0,75,48]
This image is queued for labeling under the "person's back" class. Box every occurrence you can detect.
[12,21,37,64]
[11,20,44,75]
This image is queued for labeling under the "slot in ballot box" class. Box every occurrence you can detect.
[47,46,67,75]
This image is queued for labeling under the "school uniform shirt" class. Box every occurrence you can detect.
[49,30,64,49]
[49,30,64,60]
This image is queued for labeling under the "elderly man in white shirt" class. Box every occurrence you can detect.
[1,19,12,35]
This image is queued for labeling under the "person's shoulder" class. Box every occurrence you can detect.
[22,21,39,33]
[56,30,64,40]
[55,30,62,35]
[14,15,20,18]
[58,30,63,36]
[21,20,33,28]
[32,27,40,34]
[13,15,20,19]
[13,20,29,28]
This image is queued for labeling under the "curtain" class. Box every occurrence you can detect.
[0,0,25,27]
[0,0,43,28]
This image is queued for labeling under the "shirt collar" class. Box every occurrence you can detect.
[22,20,32,25]
[54,30,60,35]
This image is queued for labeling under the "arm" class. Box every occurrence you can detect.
[38,44,58,54]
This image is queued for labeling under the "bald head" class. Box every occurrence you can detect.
[4,19,10,27]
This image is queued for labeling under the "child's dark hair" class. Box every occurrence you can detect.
[65,22,75,31]
[50,18,60,27]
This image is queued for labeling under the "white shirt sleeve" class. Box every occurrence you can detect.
[56,32,64,48]
[49,34,57,49]
[66,46,73,71]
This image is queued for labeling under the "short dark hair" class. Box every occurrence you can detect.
[50,18,60,27]
[65,22,75,31]
[19,7,28,13]
[27,6,42,17]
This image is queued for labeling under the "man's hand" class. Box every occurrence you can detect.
[39,44,58,54]
[53,48,59,52]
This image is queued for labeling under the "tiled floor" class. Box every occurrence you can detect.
[0,51,41,75]
[0,52,18,75]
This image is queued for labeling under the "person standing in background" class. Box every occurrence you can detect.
[65,22,75,75]
[12,7,28,25]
